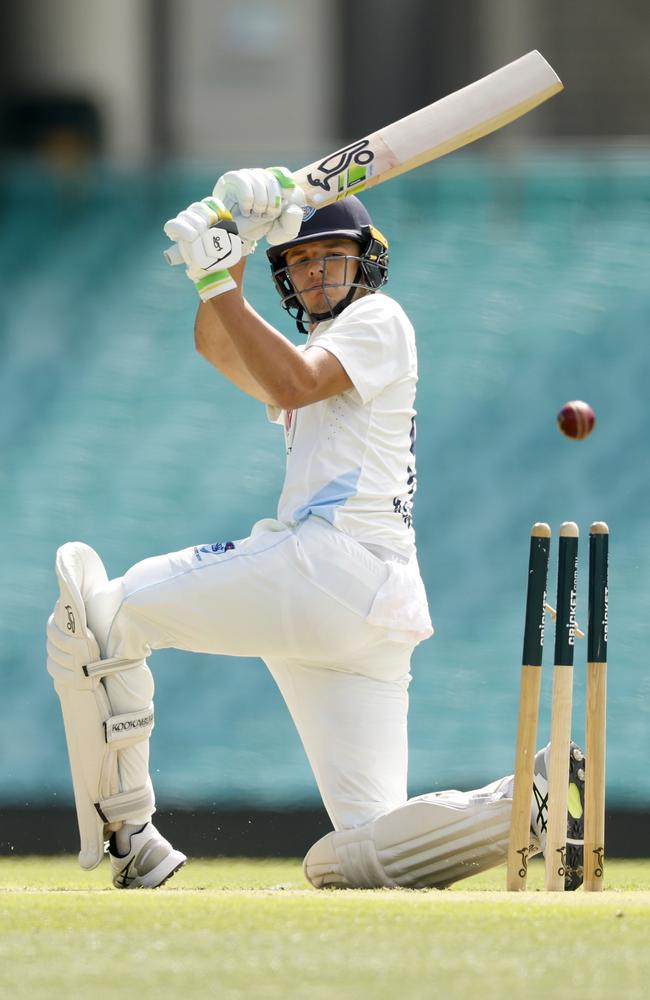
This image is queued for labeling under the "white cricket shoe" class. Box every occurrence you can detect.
[109,822,186,889]
[531,741,585,891]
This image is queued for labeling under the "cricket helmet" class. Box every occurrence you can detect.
[266,196,389,332]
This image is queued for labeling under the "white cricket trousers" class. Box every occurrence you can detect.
[85,516,417,830]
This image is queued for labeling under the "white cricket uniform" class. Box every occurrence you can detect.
[271,292,419,562]
[86,291,431,833]
[84,290,517,887]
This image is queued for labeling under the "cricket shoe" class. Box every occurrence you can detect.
[109,822,187,889]
[531,741,585,891]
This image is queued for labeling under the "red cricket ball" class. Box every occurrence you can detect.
[557,400,596,440]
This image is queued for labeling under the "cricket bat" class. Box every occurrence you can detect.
[295,50,562,206]
[165,50,562,264]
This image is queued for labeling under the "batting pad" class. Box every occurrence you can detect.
[304,780,513,889]
[46,542,155,870]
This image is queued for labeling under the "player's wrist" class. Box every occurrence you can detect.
[194,269,237,301]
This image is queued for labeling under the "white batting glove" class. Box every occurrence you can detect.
[213,166,305,249]
[163,197,243,300]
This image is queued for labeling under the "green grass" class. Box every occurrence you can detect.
[1,858,649,1000]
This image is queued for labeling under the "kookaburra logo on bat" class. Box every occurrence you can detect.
[306,139,375,191]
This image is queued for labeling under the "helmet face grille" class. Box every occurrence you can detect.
[267,198,389,332]
[274,249,388,331]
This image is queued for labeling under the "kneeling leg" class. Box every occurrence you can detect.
[304,777,516,889]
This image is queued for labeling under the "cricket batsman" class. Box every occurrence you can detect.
[46,167,585,889]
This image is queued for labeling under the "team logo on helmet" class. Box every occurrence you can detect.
[302,205,317,222]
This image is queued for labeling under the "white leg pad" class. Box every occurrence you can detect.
[46,542,155,870]
[304,779,515,890]
[303,826,394,889]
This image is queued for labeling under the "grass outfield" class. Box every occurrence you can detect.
[1,858,649,999]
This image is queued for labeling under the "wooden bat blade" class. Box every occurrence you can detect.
[296,50,562,206]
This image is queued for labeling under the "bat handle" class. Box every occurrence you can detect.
[163,244,184,266]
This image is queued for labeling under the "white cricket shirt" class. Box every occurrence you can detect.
[267,292,419,560]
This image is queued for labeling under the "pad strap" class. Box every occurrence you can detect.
[104,705,154,746]
[84,656,146,679]
[96,782,156,824]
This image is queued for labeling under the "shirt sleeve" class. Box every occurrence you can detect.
[310,294,415,404]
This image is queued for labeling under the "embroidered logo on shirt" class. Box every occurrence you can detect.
[194,541,236,561]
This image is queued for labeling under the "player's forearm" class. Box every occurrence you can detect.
[206,292,316,410]
[194,259,247,368]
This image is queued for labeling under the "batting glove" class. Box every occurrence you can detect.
[213,166,305,249]
[163,197,243,300]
